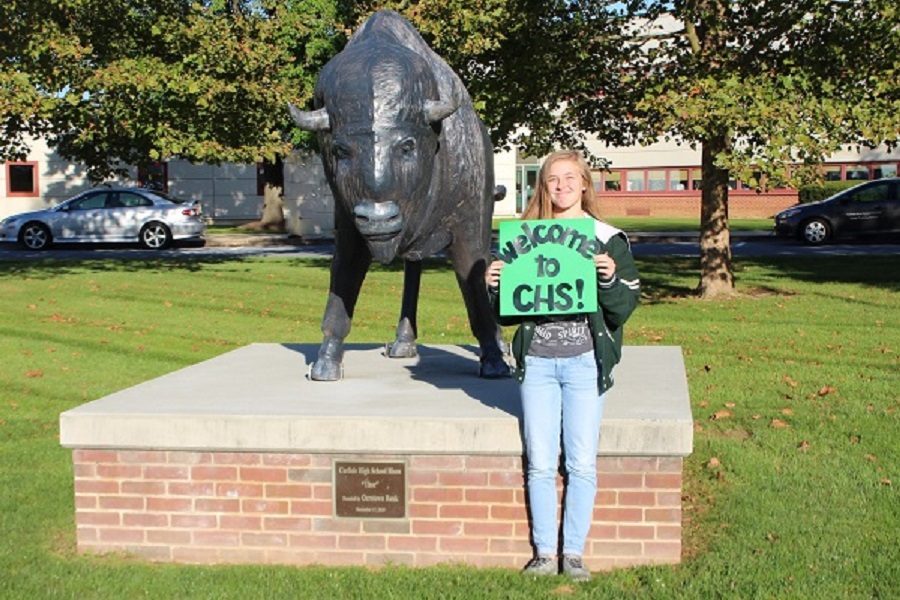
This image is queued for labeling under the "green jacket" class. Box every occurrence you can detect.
[489,220,640,394]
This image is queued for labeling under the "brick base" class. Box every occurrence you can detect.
[72,449,682,570]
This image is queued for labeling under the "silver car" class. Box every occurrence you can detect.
[0,187,205,250]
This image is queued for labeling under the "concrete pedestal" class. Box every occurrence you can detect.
[60,344,692,570]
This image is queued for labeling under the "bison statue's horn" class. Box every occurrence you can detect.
[424,99,459,123]
[288,104,330,132]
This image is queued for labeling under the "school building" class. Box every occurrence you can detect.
[2,135,896,237]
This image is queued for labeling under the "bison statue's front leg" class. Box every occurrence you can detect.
[311,225,372,381]
[386,260,421,358]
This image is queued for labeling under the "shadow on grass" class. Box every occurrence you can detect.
[0,249,461,279]
[3,249,897,298]
[635,254,900,303]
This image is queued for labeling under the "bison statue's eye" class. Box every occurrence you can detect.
[332,142,352,161]
[398,138,417,157]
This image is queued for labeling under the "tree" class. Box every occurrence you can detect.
[2,0,341,229]
[6,1,895,268]
[0,1,87,159]
[337,1,639,155]
[562,0,899,297]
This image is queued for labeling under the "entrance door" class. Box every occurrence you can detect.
[516,165,539,213]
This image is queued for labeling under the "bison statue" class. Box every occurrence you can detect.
[289,10,509,381]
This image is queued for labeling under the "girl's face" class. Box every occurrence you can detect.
[545,159,585,218]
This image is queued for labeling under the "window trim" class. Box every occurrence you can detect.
[6,161,40,197]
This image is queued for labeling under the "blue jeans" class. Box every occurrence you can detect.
[520,351,605,557]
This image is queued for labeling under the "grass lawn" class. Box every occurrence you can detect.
[0,254,897,598]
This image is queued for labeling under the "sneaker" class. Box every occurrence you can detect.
[522,555,557,576]
[561,554,591,582]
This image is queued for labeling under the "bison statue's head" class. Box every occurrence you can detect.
[289,42,457,264]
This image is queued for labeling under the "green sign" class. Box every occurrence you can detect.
[496,218,599,316]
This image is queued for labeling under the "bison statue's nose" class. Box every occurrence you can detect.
[353,201,403,239]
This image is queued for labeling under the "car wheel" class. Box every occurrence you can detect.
[801,218,831,245]
[19,222,52,250]
[139,222,172,249]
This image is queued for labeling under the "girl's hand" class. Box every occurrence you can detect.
[594,252,617,281]
[485,260,505,288]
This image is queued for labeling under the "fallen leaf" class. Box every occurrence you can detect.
[699,400,709,408]
[706,457,721,469]
[725,402,736,408]
[766,532,779,542]
[880,478,892,487]
[710,409,732,421]
[849,434,861,444]
[781,408,794,416]
[694,422,705,433]
[783,375,798,388]
[164,301,173,308]
[770,418,790,429]
[25,370,44,378]
[751,414,761,420]
[797,440,810,452]
[551,584,577,596]
[817,386,837,397]
[865,454,877,463]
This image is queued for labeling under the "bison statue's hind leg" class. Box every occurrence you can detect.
[386,260,421,358]
[447,245,510,379]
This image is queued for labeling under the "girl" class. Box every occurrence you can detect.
[486,150,640,581]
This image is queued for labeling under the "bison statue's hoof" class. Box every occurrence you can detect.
[310,359,342,381]
[386,340,418,358]
[479,357,511,379]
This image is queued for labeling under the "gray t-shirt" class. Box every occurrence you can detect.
[528,318,594,358]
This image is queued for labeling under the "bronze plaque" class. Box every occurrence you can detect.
[334,461,406,518]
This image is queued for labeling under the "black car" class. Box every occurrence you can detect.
[774,178,900,244]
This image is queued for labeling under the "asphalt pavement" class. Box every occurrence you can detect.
[1,231,899,261]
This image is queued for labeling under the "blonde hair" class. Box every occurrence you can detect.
[521,150,602,220]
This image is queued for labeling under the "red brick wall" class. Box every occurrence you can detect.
[597,191,797,219]
[72,449,683,570]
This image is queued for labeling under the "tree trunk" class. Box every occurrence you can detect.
[244,156,286,232]
[697,133,734,298]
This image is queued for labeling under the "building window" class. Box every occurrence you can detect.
[647,170,667,191]
[604,172,621,191]
[691,169,703,190]
[873,164,897,179]
[824,166,843,181]
[138,162,168,192]
[626,171,644,192]
[671,169,689,191]
[6,162,39,196]
[845,164,869,181]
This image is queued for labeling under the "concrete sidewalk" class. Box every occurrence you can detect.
[205,230,774,248]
